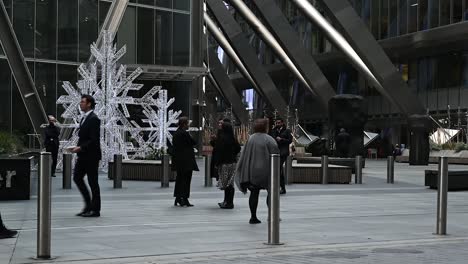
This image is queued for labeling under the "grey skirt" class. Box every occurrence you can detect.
[216,163,236,190]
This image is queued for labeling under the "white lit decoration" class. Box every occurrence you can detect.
[57,31,182,169]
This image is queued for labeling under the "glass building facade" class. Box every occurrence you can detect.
[0,0,192,140]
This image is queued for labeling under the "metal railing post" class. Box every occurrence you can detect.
[436,156,448,235]
[355,155,362,184]
[321,155,328,184]
[62,153,72,189]
[204,155,212,187]
[113,154,122,189]
[285,155,292,185]
[37,152,52,259]
[387,156,394,184]
[161,154,170,188]
[268,154,282,245]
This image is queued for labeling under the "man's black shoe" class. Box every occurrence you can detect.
[76,210,90,216]
[280,188,286,195]
[81,211,100,217]
[0,228,18,239]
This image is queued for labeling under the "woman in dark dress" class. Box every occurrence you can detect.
[212,121,241,209]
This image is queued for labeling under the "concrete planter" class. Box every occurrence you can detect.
[108,160,177,181]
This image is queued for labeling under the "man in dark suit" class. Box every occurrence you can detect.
[44,115,60,177]
[270,118,292,194]
[171,116,199,207]
[70,94,102,217]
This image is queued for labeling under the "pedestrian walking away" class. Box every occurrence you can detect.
[44,115,60,177]
[70,94,102,218]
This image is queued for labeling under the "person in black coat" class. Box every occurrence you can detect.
[172,116,199,207]
[270,118,292,194]
[44,115,60,177]
[70,94,102,217]
[212,121,241,209]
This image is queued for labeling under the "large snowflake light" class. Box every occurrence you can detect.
[57,31,181,169]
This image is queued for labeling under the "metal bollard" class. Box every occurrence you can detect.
[204,155,213,187]
[37,152,52,259]
[268,154,282,245]
[113,154,122,189]
[355,155,362,184]
[321,155,328,184]
[436,157,448,235]
[285,155,292,185]
[161,154,170,188]
[387,156,394,184]
[62,153,72,189]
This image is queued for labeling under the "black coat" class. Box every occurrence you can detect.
[77,112,102,161]
[212,136,241,166]
[171,127,199,172]
[44,124,60,149]
[270,126,293,157]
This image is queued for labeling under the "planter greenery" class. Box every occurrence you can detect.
[0,131,24,155]
[455,142,468,153]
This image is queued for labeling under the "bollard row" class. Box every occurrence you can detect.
[268,154,282,245]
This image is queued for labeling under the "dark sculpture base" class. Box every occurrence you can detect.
[408,114,431,165]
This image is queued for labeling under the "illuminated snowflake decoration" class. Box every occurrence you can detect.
[57,31,182,169]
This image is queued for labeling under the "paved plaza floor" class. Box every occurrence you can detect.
[1,159,468,263]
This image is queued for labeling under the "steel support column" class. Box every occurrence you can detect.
[205,49,249,123]
[0,1,48,144]
[317,0,426,115]
[249,0,336,111]
[206,0,288,116]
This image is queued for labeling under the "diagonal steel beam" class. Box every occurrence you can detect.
[0,1,48,145]
[315,0,425,115]
[249,0,336,112]
[205,48,248,123]
[206,0,288,117]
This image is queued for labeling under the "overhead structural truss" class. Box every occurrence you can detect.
[206,0,289,117]
[0,1,48,144]
[247,0,336,112]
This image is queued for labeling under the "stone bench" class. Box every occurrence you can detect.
[424,170,468,191]
[296,157,364,174]
[108,160,177,181]
[290,162,352,184]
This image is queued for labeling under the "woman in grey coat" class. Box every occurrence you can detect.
[235,119,280,224]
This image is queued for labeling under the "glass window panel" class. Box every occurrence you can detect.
[173,13,189,66]
[453,0,463,23]
[408,0,417,32]
[174,0,189,11]
[13,0,35,58]
[155,10,172,65]
[440,0,451,25]
[438,54,462,89]
[156,0,172,8]
[399,0,408,35]
[58,0,78,61]
[138,0,155,5]
[419,0,429,30]
[35,62,57,117]
[380,0,389,39]
[12,62,34,138]
[465,0,468,20]
[370,0,379,38]
[36,0,57,60]
[117,7,137,64]
[0,60,12,131]
[389,0,398,37]
[137,7,155,64]
[98,0,111,31]
[428,0,439,28]
[0,0,12,56]
[57,64,78,122]
[79,0,98,61]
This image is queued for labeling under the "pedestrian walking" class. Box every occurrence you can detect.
[44,115,60,177]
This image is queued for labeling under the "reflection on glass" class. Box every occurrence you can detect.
[370,0,379,38]
[380,0,388,38]
[156,0,172,8]
[389,0,397,37]
[79,0,98,61]
[58,0,78,61]
[137,7,155,64]
[138,0,155,5]
[36,0,57,59]
[155,10,172,65]
[118,7,137,64]
[98,1,111,31]
[0,60,12,131]
[399,0,408,35]
[428,0,439,28]
[464,0,468,20]
[57,65,78,121]
[13,0,35,58]
[453,0,463,23]
[419,0,428,30]
[440,0,451,25]
[174,0,190,11]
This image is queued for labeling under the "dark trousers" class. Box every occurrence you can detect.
[174,170,193,199]
[280,156,287,189]
[73,158,101,212]
[248,187,269,219]
[46,146,58,175]
[223,185,235,205]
